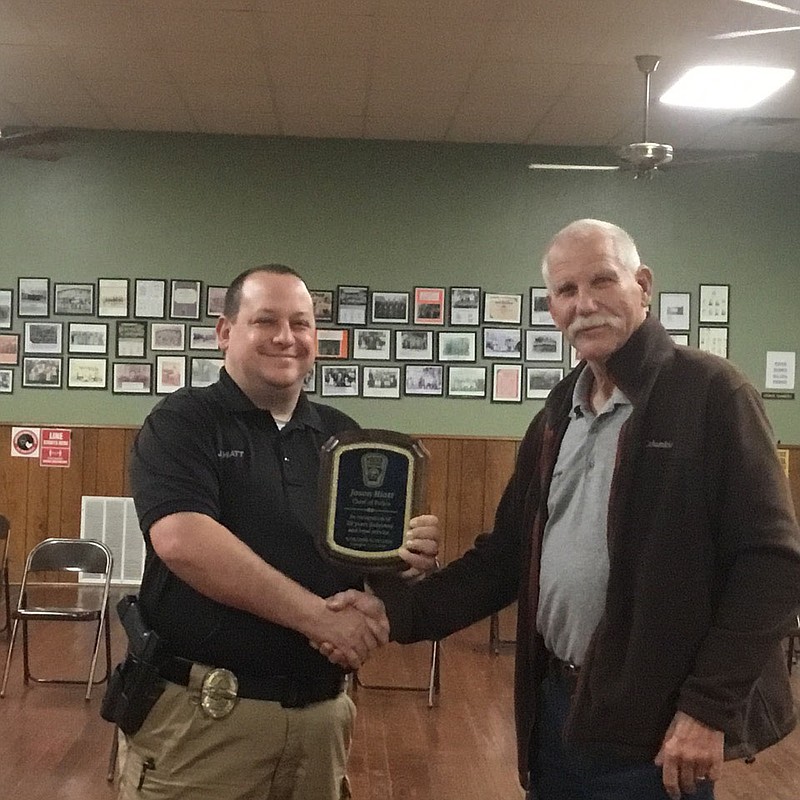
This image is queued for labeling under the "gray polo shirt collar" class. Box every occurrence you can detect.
[571,365,631,419]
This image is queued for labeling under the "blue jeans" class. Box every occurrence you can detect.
[529,673,715,800]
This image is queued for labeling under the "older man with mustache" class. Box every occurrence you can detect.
[326,219,800,800]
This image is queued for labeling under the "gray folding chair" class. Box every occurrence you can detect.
[0,515,11,635]
[0,537,113,701]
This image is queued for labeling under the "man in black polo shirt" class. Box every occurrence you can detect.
[116,265,440,800]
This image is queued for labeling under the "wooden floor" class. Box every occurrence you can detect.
[0,588,798,800]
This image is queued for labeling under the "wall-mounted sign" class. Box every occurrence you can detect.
[765,351,796,391]
[11,427,41,458]
[40,428,71,468]
[777,448,789,478]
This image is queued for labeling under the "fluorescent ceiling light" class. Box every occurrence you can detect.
[660,66,794,109]
[528,164,618,171]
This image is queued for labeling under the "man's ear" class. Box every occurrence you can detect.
[636,265,654,307]
[215,316,230,351]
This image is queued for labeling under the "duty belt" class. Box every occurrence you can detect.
[158,656,346,708]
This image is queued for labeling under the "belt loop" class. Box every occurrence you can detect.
[187,663,212,691]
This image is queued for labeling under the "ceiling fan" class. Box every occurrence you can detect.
[711,0,800,40]
[0,127,67,161]
[529,55,676,179]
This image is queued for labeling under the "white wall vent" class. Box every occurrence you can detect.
[80,496,145,585]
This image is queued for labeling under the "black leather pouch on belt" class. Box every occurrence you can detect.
[100,595,167,735]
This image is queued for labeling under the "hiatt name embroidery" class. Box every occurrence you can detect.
[217,450,245,458]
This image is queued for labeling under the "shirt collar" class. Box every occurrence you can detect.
[570,365,630,419]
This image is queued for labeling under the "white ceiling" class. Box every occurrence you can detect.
[1,0,799,153]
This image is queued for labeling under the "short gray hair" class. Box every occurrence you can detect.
[541,219,641,287]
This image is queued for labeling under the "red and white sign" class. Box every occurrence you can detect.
[11,427,41,458]
[40,428,72,468]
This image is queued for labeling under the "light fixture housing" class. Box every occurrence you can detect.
[660,65,794,109]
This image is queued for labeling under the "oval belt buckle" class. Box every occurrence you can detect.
[200,668,239,719]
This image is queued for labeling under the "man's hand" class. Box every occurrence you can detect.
[307,597,389,670]
[315,590,389,667]
[654,710,724,799]
[398,514,440,580]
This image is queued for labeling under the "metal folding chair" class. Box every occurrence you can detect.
[488,609,516,655]
[0,516,11,635]
[0,537,113,701]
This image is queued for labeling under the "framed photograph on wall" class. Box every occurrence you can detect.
[170,280,202,320]
[190,357,224,387]
[526,367,564,399]
[68,322,108,354]
[698,326,729,358]
[97,278,129,317]
[151,322,186,351]
[24,321,62,354]
[302,367,316,394]
[670,333,689,346]
[134,278,167,319]
[413,287,445,325]
[53,282,94,315]
[395,330,433,360]
[23,356,62,388]
[189,325,219,350]
[492,363,522,403]
[658,291,690,331]
[530,287,555,326]
[570,346,581,368]
[320,364,359,396]
[112,362,152,394]
[316,329,349,359]
[449,287,480,326]
[0,333,20,365]
[67,357,107,390]
[438,331,476,362]
[17,278,49,317]
[0,289,11,329]
[371,291,409,324]
[310,290,334,323]
[206,285,227,317]
[699,284,729,324]
[525,329,563,362]
[483,327,521,358]
[353,328,390,360]
[337,286,368,325]
[362,366,400,398]
[404,364,443,396]
[447,365,486,398]
[484,292,522,325]
[116,321,147,358]
[0,367,13,393]
[156,354,187,394]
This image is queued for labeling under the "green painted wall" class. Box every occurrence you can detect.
[1,130,798,439]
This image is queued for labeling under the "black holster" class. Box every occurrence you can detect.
[100,595,167,735]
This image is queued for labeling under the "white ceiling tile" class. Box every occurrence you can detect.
[280,113,365,139]
[364,113,450,140]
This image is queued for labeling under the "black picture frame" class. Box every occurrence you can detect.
[395,329,433,361]
[22,356,62,388]
[190,356,224,387]
[17,277,50,317]
[413,287,445,326]
[320,364,359,396]
[491,363,522,403]
[155,354,187,394]
[67,357,108,390]
[0,367,13,393]
[112,362,153,394]
[446,365,486,398]
[449,287,481,326]
[483,292,523,325]
[698,326,729,358]
[302,366,316,394]
[404,364,443,396]
[310,290,334,323]
[371,291,409,324]
[658,291,691,332]
[526,367,564,399]
[206,285,227,317]
[0,289,11,329]
[483,327,521,359]
[530,287,555,326]
[170,279,202,320]
[53,282,95,315]
[362,365,401,398]
[97,278,130,317]
[24,321,63,354]
[336,286,368,326]
[67,322,108,355]
[0,333,20,366]
[438,331,476,362]
[134,278,167,319]
[698,284,730,324]
[525,329,563,362]
[116,321,147,358]
[189,325,219,351]
[352,328,391,360]
[151,322,186,351]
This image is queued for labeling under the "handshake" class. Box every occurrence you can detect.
[309,513,439,670]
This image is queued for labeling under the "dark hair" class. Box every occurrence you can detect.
[223,264,305,320]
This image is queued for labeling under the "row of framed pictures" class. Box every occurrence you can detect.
[0,356,224,394]
[312,363,561,402]
[1,279,226,323]
[0,322,218,362]
[658,285,730,330]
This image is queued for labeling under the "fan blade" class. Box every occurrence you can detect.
[733,0,800,16]
[711,24,800,38]
[528,163,620,171]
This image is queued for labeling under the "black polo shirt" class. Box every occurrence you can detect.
[130,368,361,681]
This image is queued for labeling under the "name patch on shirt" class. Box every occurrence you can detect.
[645,440,673,449]
[217,449,245,459]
